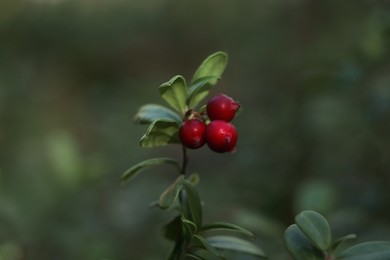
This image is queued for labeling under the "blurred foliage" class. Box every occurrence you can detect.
[0,0,389,259]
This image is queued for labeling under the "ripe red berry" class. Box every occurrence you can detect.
[205,120,238,153]
[179,119,207,149]
[207,94,240,122]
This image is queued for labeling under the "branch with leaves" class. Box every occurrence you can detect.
[121,52,266,259]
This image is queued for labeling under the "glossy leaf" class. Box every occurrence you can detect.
[330,234,357,253]
[201,222,254,240]
[159,75,188,114]
[134,104,182,125]
[181,180,203,229]
[163,216,182,241]
[191,51,228,85]
[140,119,180,148]
[159,175,185,209]
[284,224,325,260]
[337,241,390,260]
[206,236,267,258]
[295,210,331,251]
[121,157,180,184]
[187,76,218,109]
[192,235,225,259]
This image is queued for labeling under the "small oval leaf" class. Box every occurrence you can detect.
[121,157,180,184]
[140,119,180,148]
[159,75,188,114]
[191,51,228,85]
[295,210,332,251]
[163,216,182,241]
[206,235,267,258]
[284,224,325,260]
[181,180,203,229]
[181,217,198,238]
[201,222,254,240]
[192,235,225,259]
[159,175,185,209]
[330,234,357,253]
[187,76,218,109]
[186,249,222,260]
[337,241,390,260]
[134,104,182,125]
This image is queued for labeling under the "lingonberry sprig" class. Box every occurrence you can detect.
[180,93,241,153]
[121,52,266,259]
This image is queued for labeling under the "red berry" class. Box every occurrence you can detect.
[205,120,238,153]
[207,94,240,122]
[179,119,207,149]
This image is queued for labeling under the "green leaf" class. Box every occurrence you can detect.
[167,239,183,260]
[192,235,225,259]
[185,254,203,260]
[159,175,185,209]
[337,241,390,260]
[181,180,203,229]
[206,236,267,258]
[121,157,180,184]
[140,119,180,148]
[159,75,188,114]
[134,104,182,125]
[330,234,357,253]
[201,222,254,240]
[187,76,218,109]
[295,210,332,251]
[181,217,198,239]
[284,224,325,260]
[186,249,222,260]
[191,51,228,85]
[163,216,182,241]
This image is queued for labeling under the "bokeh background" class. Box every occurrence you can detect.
[1,0,390,259]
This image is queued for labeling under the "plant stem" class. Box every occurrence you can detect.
[181,145,189,176]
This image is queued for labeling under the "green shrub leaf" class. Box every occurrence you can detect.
[206,235,266,258]
[284,224,325,260]
[295,210,332,251]
[330,234,357,253]
[185,254,203,260]
[336,241,390,260]
[181,217,198,238]
[192,235,225,259]
[186,249,222,260]
[181,180,203,229]
[188,51,228,108]
[159,75,188,114]
[187,76,218,109]
[140,119,180,148]
[134,104,182,125]
[159,175,185,209]
[191,51,228,85]
[121,157,180,184]
[163,215,182,241]
[201,222,254,240]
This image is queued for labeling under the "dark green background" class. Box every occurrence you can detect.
[1,0,389,259]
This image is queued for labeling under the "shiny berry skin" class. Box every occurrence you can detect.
[205,120,238,153]
[207,94,240,122]
[179,119,207,149]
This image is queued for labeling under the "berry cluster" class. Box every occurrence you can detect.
[179,94,240,153]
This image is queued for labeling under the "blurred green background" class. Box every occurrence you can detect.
[1,0,390,259]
